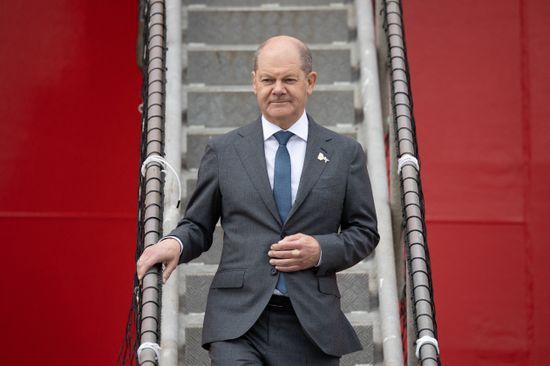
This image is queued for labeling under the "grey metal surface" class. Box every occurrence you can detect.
[187,86,356,127]
[187,45,352,85]
[179,264,217,314]
[185,126,358,169]
[187,6,350,45]
[179,313,376,366]
[341,312,376,366]
[338,265,374,313]
[185,0,344,5]
[161,0,184,364]
[179,263,375,314]
[180,314,209,366]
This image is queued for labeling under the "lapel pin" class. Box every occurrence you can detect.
[317,152,330,163]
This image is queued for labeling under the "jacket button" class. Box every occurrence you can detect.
[271,267,278,275]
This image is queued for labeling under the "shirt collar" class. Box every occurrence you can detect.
[262,111,309,142]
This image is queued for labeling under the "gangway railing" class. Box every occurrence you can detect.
[122,1,440,365]
[120,0,181,365]
[130,1,168,365]
[376,1,442,365]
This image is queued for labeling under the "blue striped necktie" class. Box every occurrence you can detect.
[273,130,294,294]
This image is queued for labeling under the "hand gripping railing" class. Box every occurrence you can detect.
[379,1,441,365]
[135,1,167,365]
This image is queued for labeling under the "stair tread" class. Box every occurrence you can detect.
[187,7,350,45]
[181,310,377,326]
[186,84,355,92]
[187,5,348,11]
[187,43,352,50]
[181,261,370,275]
[185,124,358,134]
[184,0,345,6]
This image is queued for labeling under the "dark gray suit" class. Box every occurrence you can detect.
[170,116,379,357]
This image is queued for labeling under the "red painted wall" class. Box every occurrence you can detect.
[403,0,550,364]
[0,1,141,365]
[1,1,549,365]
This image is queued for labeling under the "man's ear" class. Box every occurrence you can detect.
[251,71,257,94]
[306,71,318,95]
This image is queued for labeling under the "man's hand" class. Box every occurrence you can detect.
[268,233,321,272]
[137,238,181,283]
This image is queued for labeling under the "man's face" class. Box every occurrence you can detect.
[252,43,317,129]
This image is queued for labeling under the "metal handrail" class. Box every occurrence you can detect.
[136,1,167,365]
[378,1,441,365]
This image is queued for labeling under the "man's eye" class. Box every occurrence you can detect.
[285,79,297,83]
[261,79,274,84]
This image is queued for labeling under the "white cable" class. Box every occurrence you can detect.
[141,154,182,207]
[137,342,161,363]
[397,153,419,175]
[415,335,439,358]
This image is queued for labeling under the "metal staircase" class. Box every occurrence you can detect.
[155,0,404,365]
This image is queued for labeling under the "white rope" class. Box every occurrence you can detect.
[141,154,182,207]
[137,342,161,363]
[397,153,419,175]
[415,335,439,358]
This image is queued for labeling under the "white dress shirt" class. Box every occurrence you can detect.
[262,111,308,203]
[262,111,322,269]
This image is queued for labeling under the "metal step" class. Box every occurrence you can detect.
[184,0,345,6]
[186,44,354,85]
[187,5,351,45]
[179,261,376,314]
[179,311,377,366]
[184,125,358,169]
[186,84,357,127]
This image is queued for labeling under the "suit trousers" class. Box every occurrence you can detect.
[209,296,340,366]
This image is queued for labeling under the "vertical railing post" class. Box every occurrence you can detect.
[355,1,404,365]
[159,0,184,364]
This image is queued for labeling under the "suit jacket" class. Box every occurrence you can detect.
[169,116,380,357]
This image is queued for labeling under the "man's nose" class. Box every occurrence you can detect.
[272,81,286,95]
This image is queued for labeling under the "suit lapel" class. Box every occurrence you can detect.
[286,118,333,222]
[234,119,282,225]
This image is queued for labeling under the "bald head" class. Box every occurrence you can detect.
[253,36,313,75]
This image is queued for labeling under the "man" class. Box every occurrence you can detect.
[137,35,379,365]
